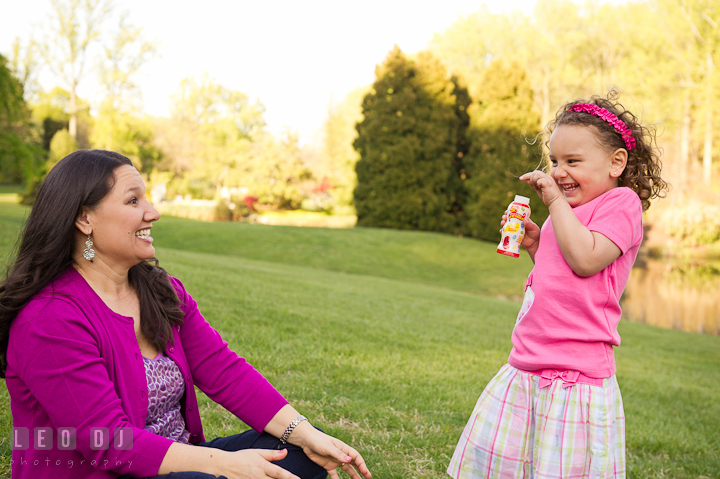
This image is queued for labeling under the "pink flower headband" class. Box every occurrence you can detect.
[569,103,636,150]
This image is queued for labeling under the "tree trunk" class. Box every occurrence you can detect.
[541,67,551,129]
[69,81,78,140]
[540,67,551,160]
[703,50,713,185]
[681,96,691,188]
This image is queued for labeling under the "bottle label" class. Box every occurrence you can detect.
[497,201,531,258]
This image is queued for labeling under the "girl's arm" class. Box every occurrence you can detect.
[519,171,621,276]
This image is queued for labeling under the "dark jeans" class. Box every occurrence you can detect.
[117,429,328,479]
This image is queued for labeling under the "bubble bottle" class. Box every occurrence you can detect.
[497,195,531,258]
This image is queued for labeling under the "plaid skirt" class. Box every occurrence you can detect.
[448,364,625,479]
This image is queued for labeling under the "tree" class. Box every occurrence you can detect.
[0,54,27,136]
[319,85,371,213]
[9,37,40,103]
[672,0,720,185]
[32,87,92,150]
[230,131,313,209]
[353,47,468,234]
[47,129,78,171]
[35,0,112,139]
[0,54,44,188]
[88,8,158,169]
[90,103,160,172]
[161,74,266,197]
[155,75,312,208]
[98,10,156,110]
[430,1,625,144]
[463,60,547,242]
[35,0,155,142]
[170,74,265,139]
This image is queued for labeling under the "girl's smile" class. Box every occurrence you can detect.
[548,124,625,207]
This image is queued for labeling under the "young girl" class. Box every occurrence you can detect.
[448,92,667,479]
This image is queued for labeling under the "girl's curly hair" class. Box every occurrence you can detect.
[545,90,668,211]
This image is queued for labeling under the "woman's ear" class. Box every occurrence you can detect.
[610,148,628,178]
[75,207,93,236]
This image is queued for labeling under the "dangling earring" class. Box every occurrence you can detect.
[83,235,95,262]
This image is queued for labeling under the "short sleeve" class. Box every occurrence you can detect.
[586,187,643,254]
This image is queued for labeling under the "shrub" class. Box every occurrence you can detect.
[463,60,548,242]
[353,47,469,234]
[658,196,720,246]
[213,200,233,222]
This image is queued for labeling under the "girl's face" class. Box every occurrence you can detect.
[548,124,626,208]
[77,165,160,270]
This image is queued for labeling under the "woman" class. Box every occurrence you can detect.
[0,150,372,479]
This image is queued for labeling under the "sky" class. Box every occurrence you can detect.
[0,0,538,143]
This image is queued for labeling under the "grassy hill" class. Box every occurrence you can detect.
[1,194,718,478]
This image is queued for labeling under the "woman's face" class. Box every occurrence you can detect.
[78,165,160,270]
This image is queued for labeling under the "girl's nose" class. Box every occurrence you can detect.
[552,166,567,179]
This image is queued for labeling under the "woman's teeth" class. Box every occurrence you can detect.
[135,229,151,239]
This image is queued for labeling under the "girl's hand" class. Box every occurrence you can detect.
[299,429,372,479]
[220,448,301,479]
[519,170,564,207]
[521,217,540,251]
[501,214,541,259]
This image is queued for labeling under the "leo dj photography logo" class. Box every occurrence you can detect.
[12,427,134,451]
[11,427,136,469]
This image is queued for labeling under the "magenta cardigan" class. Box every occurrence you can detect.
[5,267,289,479]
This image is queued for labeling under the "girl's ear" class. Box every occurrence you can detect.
[610,148,628,178]
[75,207,93,236]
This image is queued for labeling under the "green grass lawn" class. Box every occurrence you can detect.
[0,198,719,478]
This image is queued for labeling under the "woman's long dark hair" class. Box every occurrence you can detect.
[0,150,184,377]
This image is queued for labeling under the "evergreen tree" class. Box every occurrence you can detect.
[464,60,548,242]
[449,75,471,233]
[353,47,468,234]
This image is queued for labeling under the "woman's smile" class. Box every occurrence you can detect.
[135,228,153,242]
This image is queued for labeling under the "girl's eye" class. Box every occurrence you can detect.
[129,197,138,204]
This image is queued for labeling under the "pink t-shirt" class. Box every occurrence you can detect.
[508,187,643,378]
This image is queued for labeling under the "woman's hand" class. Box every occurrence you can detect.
[298,429,372,479]
[265,405,371,479]
[519,170,564,207]
[221,448,301,479]
[158,443,302,479]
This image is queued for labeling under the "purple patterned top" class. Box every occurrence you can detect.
[143,352,192,443]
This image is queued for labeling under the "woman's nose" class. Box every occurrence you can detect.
[146,203,161,222]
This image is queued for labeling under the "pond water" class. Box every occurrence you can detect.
[621,256,720,336]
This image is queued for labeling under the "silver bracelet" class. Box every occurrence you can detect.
[279,415,307,444]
